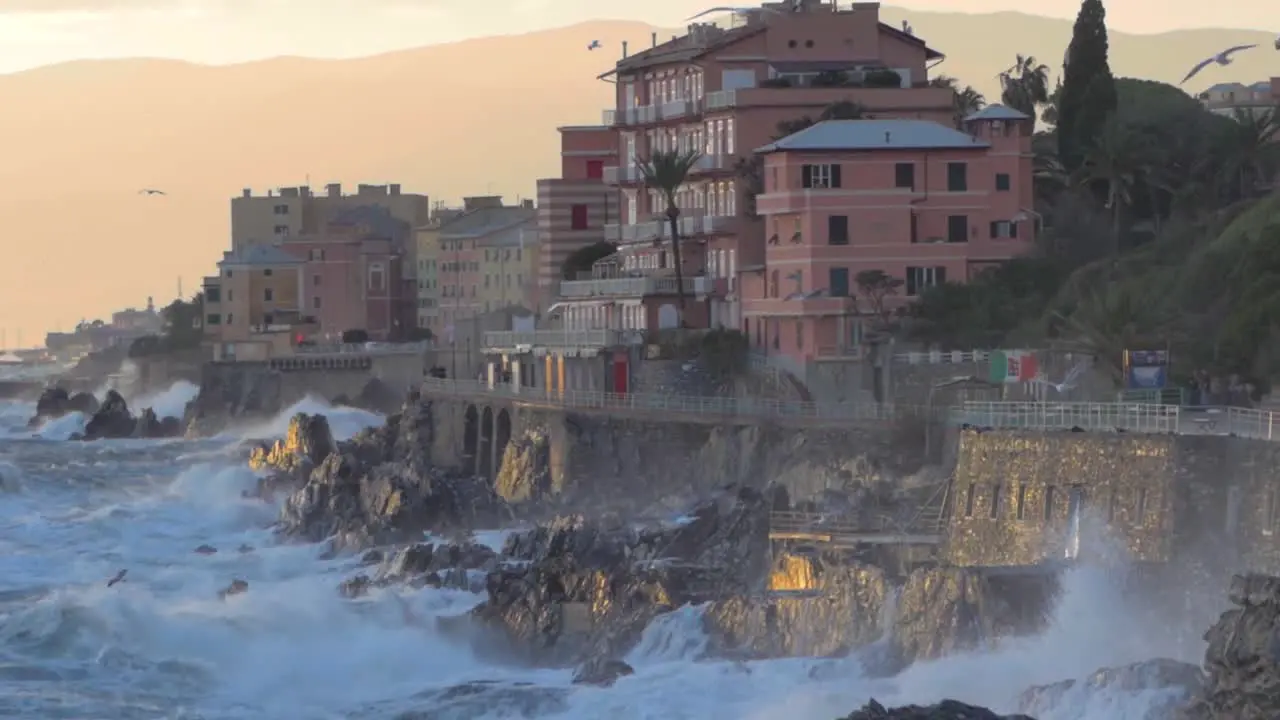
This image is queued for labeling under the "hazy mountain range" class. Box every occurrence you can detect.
[2,8,1276,342]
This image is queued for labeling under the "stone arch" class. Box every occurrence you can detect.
[495,408,512,475]
[478,405,495,479]
[462,404,479,476]
[657,303,679,329]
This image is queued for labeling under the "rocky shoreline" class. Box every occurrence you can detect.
[28,387,183,440]
[228,392,1274,719]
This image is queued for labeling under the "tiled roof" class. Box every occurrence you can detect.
[439,206,536,239]
[756,119,989,153]
[219,244,304,267]
[963,104,1030,121]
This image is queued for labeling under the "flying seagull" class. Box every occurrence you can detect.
[1180,44,1257,85]
[138,188,166,195]
[1031,362,1088,394]
[587,40,601,50]
[107,569,127,587]
[686,6,781,20]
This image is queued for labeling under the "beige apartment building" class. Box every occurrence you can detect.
[231,183,431,252]
[202,245,312,361]
[1198,79,1280,119]
[413,205,466,331]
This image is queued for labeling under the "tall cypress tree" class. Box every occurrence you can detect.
[1057,0,1117,173]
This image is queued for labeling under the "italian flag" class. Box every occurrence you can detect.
[989,350,1038,383]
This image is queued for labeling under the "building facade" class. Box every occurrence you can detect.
[1198,79,1280,119]
[231,183,430,251]
[746,107,1034,363]
[535,126,619,312]
[202,245,311,360]
[413,205,465,331]
[598,0,953,335]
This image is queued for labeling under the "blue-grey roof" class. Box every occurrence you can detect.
[439,206,536,239]
[964,104,1029,121]
[756,119,989,153]
[219,244,303,267]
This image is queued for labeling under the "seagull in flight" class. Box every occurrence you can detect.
[587,40,601,50]
[138,188,166,195]
[686,6,782,20]
[1180,44,1257,85]
[1031,363,1088,394]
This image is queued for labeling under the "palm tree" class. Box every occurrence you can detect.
[1224,108,1280,197]
[998,55,1051,118]
[929,75,985,128]
[639,148,702,313]
[1077,116,1149,249]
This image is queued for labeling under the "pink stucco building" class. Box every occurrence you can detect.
[744,106,1035,361]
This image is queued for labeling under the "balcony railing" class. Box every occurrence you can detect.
[604,221,664,243]
[692,154,732,172]
[601,109,616,126]
[603,165,642,185]
[815,345,868,361]
[706,90,736,110]
[482,329,643,352]
[559,276,712,298]
[660,98,692,119]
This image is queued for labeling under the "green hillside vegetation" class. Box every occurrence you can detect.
[904,1,1280,388]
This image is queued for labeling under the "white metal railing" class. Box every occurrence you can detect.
[638,105,658,123]
[481,329,641,351]
[601,109,616,125]
[558,276,711,298]
[603,221,663,243]
[603,165,641,184]
[420,377,929,423]
[660,99,690,119]
[957,401,1180,433]
[706,90,737,110]
[294,341,431,356]
[692,154,731,172]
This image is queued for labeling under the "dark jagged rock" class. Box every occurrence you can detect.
[704,550,888,659]
[248,413,335,499]
[572,658,634,687]
[1183,573,1280,720]
[494,430,551,504]
[1020,659,1201,719]
[83,390,137,439]
[28,387,99,427]
[394,681,569,719]
[338,541,499,597]
[471,487,770,668]
[277,393,501,551]
[356,378,400,414]
[836,699,1034,720]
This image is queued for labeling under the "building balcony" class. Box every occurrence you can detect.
[603,164,643,185]
[691,154,733,173]
[482,328,644,353]
[605,221,664,243]
[601,109,616,125]
[660,97,700,120]
[559,275,711,299]
[704,86,952,116]
[743,295,856,317]
[679,213,737,237]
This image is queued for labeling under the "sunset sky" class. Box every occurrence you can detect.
[0,0,1274,73]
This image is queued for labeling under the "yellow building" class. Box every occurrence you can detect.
[478,221,538,314]
[202,245,311,361]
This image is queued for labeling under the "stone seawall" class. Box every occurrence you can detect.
[425,396,932,511]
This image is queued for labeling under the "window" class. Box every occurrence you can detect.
[769,269,779,298]
[990,484,1002,519]
[224,270,233,278]
[263,269,273,277]
[205,313,221,325]
[264,288,273,302]
[905,266,946,296]
[586,160,604,179]
[989,221,1018,239]
[947,215,969,243]
[946,162,967,191]
[273,224,290,236]
[1044,485,1056,522]
[827,215,849,245]
[205,287,221,302]
[227,289,233,302]
[226,313,233,324]
[313,274,321,287]
[964,484,976,518]
[829,267,850,297]
[795,319,804,349]
[995,173,1011,191]
[313,296,321,309]
[1016,484,1028,520]
[801,163,842,189]
[571,204,588,230]
[263,313,273,325]
[894,162,915,189]
[273,204,289,215]
[369,262,385,292]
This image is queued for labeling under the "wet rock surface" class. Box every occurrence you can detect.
[275,393,501,551]
[1020,658,1202,719]
[471,487,770,670]
[77,390,181,440]
[338,541,499,597]
[248,413,336,499]
[27,386,99,427]
[1183,573,1280,720]
[835,699,1034,720]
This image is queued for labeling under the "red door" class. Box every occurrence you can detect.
[612,354,629,395]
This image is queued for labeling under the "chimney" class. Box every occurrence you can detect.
[622,40,628,58]
[651,32,657,47]
[389,183,401,195]
[241,188,251,198]
[521,199,534,210]
[326,183,341,197]
[300,185,310,197]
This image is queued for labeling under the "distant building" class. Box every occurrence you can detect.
[746,108,1036,365]
[231,183,431,252]
[535,126,619,311]
[279,205,416,342]
[111,297,164,335]
[203,244,311,361]
[413,205,467,331]
[1198,79,1280,119]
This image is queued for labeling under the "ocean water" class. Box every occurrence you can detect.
[0,385,1200,719]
